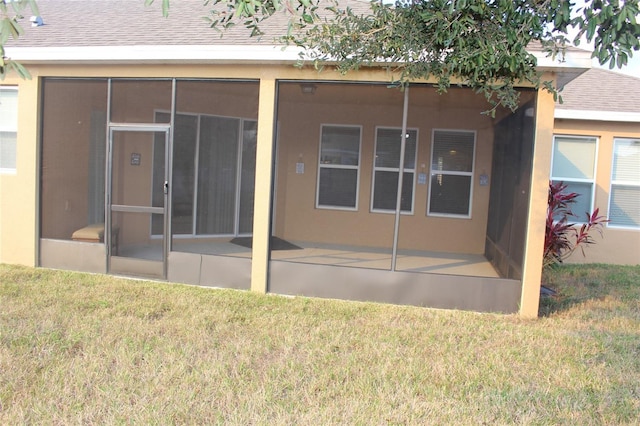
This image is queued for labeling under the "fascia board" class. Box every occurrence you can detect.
[5,45,305,64]
[555,109,640,123]
[8,44,593,72]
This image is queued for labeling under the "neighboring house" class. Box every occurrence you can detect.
[0,0,593,317]
[553,69,640,265]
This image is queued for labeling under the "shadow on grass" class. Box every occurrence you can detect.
[538,263,640,317]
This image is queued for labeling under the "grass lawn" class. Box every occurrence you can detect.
[1,264,639,424]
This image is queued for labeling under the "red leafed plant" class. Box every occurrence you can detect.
[543,181,609,269]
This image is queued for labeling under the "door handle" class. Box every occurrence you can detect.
[163,181,169,194]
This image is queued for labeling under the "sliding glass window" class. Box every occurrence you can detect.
[152,112,256,237]
[168,80,259,257]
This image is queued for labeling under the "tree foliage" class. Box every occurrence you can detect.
[161,0,639,112]
[0,0,38,79]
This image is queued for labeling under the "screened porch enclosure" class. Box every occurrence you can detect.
[38,76,538,311]
[268,82,537,311]
[39,78,259,287]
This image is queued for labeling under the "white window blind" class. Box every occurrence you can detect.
[551,135,597,222]
[612,139,640,182]
[552,136,597,179]
[428,130,475,217]
[371,127,417,213]
[0,87,18,172]
[316,125,361,209]
[609,139,640,228]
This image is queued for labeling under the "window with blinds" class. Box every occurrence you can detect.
[0,87,18,173]
[551,135,598,222]
[609,138,640,228]
[371,127,417,213]
[316,125,361,210]
[428,129,475,217]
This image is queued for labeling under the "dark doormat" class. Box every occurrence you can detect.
[230,236,302,251]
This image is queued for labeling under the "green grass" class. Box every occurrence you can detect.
[1,264,639,424]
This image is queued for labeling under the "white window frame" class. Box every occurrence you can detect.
[0,86,19,174]
[315,124,362,211]
[608,137,640,230]
[427,129,476,219]
[370,126,418,215]
[550,135,599,224]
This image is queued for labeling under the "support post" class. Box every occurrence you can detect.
[250,78,277,293]
[391,85,410,271]
[520,78,555,318]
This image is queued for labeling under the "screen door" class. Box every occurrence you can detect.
[107,124,170,279]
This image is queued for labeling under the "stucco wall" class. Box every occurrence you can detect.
[553,118,640,265]
[0,76,39,266]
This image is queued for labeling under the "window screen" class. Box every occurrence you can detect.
[428,130,475,217]
[609,138,640,228]
[316,125,361,209]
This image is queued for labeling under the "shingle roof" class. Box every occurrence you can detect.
[556,68,640,114]
[8,0,289,47]
[6,0,591,75]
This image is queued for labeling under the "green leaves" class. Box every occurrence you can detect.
[573,0,640,69]
[291,0,550,111]
[544,181,609,268]
[8,0,627,110]
[1,0,39,79]
[145,0,170,18]
[192,0,324,37]
[287,0,638,111]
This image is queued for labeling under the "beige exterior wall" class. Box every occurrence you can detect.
[0,75,39,266]
[553,118,640,265]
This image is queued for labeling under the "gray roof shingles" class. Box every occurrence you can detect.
[557,68,640,114]
[7,0,293,47]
